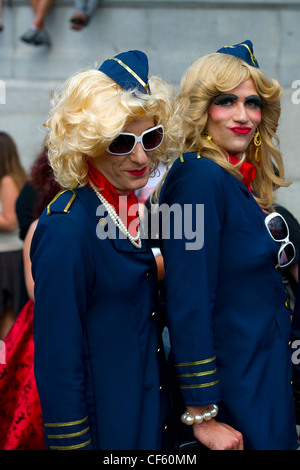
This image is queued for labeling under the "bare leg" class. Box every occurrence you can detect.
[20,0,52,45]
[31,0,54,30]
[70,0,99,30]
[0,0,3,31]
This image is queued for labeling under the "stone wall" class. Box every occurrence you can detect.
[1,0,300,218]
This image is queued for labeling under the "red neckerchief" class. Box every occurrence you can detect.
[88,163,139,233]
[227,154,256,192]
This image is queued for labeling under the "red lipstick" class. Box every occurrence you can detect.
[230,127,252,134]
[127,167,148,177]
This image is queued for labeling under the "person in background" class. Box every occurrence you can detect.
[0,0,3,32]
[16,146,61,311]
[31,50,175,450]
[158,40,299,450]
[0,153,59,450]
[20,0,53,46]
[0,132,27,340]
[70,0,99,30]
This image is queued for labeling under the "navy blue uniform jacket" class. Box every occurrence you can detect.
[31,185,170,450]
[159,153,298,450]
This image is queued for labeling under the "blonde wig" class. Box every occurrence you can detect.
[46,69,175,189]
[170,52,288,211]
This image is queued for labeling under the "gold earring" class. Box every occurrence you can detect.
[253,129,262,162]
[202,132,213,143]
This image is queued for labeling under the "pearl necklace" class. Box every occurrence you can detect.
[90,181,142,249]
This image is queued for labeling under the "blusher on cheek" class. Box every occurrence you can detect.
[250,109,262,126]
[206,105,230,137]
[208,104,230,122]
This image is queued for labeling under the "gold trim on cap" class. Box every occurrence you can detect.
[107,57,150,94]
[223,43,258,67]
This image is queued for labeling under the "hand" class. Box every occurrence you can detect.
[186,405,244,450]
[192,418,244,450]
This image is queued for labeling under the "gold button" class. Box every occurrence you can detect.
[145,272,151,280]
[98,218,107,227]
[285,299,290,309]
[159,385,163,391]
[156,348,161,354]
[151,311,156,318]
[164,425,168,431]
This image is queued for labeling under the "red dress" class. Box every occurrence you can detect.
[0,300,45,450]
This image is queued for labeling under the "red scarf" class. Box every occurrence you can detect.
[227,155,256,192]
[88,163,139,234]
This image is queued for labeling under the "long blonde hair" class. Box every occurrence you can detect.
[46,69,175,189]
[166,52,288,211]
[0,132,27,190]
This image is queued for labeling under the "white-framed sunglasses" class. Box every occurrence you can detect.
[107,125,164,155]
[264,212,296,268]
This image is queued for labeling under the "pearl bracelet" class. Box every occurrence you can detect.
[181,404,219,426]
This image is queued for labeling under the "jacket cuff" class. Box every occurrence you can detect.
[174,355,221,405]
[43,415,93,450]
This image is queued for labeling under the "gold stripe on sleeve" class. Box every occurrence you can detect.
[44,416,88,428]
[180,379,219,389]
[49,439,92,450]
[175,356,216,367]
[177,368,217,378]
[47,426,90,439]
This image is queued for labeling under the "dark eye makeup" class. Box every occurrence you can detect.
[212,94,237,106]
[244,95,265,108]
[212,93,265,108]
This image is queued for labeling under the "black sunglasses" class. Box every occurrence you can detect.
[107,125,164,155]
[265,212,296,268]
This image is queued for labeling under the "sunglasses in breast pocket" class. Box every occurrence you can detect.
[264,212,296,268]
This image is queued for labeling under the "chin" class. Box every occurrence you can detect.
[135,174,150,190]
[228,147,248,156]
[135,180,149,191]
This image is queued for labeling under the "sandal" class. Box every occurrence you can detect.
[70,13,88,30]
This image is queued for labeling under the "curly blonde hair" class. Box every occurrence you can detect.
[166,52,289,211]
[46,69,175,189]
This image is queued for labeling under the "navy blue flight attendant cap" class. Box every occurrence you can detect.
[216,40,259,68]
[98,50,150,94]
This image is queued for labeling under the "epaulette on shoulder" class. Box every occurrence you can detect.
[47,189,77,215]
[179,152,201,163]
